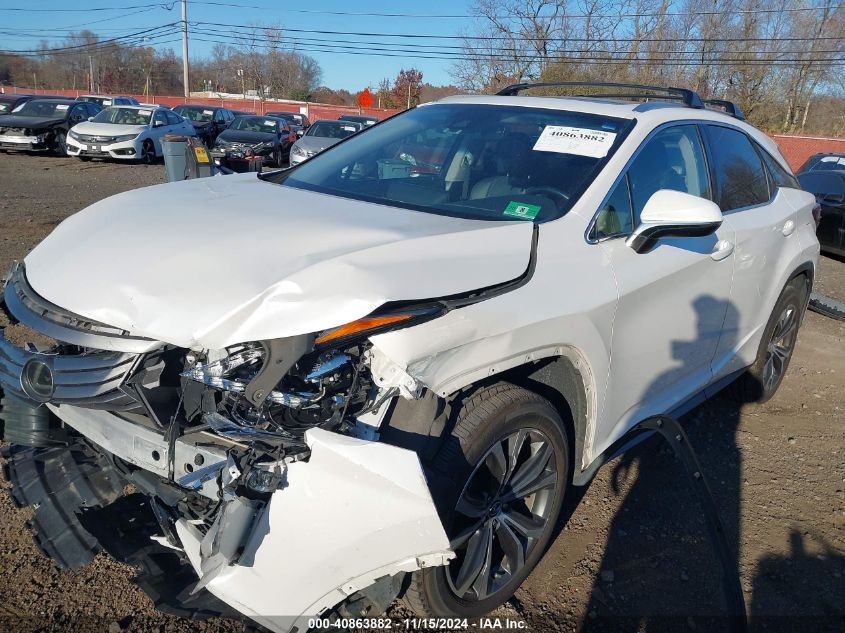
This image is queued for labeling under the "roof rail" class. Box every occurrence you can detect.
[496,81,705,109]
[703,99,746,120]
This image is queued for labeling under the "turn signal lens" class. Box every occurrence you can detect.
[315,314,413,346]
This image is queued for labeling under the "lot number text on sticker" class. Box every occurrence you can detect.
[533,126,617,158]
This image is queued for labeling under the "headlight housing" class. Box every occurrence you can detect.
[252,141,273,153]
[113,133,140,142]
[291,144,306,157]
[68,130,80,140]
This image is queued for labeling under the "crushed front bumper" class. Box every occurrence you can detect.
[0,134,50,151]
[28,404,454,632]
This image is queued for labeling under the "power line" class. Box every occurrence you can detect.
[0,3,176,12]
[190,24,844,57]
[0,24,178,54]
[192,20,845,43]
[0,0,838,19]
[187,33,845,66]
[0,25,180,57]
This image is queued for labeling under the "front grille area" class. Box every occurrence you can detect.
[0,127,26,135]
[0,338,140,410]
[0,262,157,411]
[76,134,116,143]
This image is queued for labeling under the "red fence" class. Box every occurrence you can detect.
[771,134,845,172]
[1,86,399,122]
[4,86,844,169]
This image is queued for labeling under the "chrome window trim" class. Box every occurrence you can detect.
[584,118,776,245]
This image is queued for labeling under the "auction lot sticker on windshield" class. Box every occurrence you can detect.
[533,126,617,158]
[56,104,69,110]
[140,110,152,116]
[203,110,213,115]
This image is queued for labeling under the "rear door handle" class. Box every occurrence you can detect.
[782,220,795,236]
[711,240,734,261]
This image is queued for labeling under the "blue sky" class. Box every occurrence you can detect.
[1,1,478,90]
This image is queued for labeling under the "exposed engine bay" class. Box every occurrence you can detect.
[0,262,454,632]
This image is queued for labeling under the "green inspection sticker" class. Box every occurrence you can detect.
[503,201,541,220]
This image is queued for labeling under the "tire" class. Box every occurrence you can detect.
[140,140,155,164]
[726,277,807,403]
[404,383,569,618]
[52,131,68,156]
[273,147,284,168]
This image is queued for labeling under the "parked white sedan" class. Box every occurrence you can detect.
[66,105,195,162]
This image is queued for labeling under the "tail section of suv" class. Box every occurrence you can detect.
[0,84,818,632]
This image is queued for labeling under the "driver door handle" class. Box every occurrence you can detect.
[711,239,734,261]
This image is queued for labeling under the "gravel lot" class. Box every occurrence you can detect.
[0,152,843,633]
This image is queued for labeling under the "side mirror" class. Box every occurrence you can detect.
[626,189,723,254]
[153,120,164,128]
[296,129,304,137]
[87,116,94,122]
[821,192,845,204]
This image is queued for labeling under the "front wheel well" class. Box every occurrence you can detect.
[380,356,589,485]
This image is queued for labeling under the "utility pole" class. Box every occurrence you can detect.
[181,0,190,98]
[88,55,94,93]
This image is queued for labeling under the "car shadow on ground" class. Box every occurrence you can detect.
[529,294,844,633]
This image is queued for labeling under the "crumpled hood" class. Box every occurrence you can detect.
[71,121,146,137]
[0,115,65,130]
[24,174,533,349]
[215,129,275,145]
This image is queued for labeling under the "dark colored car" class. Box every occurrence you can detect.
[797,152,845,173]
[172,104,234,146]
[210,115,298,167]
[265,111,311,136]
[798,170,845,257]
[338,114,379,127]
[0,99,102,155]
[0,94,37,115]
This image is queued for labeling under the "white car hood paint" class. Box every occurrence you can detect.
[24,174,533,349]
[70,121,147,136]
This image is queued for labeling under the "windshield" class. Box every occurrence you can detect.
[173,106,214,122]
[278,104,632,222]
[307,121,360,139]
[811,155,845,171]
[230,116,279,133]
[268,112,302,124]
[11,100,73,118]
[91,107,151,125]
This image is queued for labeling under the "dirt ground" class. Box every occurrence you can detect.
[0,152,843,633]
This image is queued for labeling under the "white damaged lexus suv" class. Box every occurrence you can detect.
[0,84,819,631]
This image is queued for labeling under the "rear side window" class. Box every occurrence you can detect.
[755,143,800,189]
[703,126,770,211]
[165,110,181,125]
[627,124,711,224]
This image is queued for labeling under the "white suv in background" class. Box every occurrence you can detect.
[66,105,195,162]
[0,83,819,631]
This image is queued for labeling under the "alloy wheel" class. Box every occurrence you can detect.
[763,304,797,392]
[447,428,559,602]
[141,141,155,164]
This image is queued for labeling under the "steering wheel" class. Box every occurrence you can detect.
[525,186,570,208]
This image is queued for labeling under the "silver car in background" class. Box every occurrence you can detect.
[289,119,363,166]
